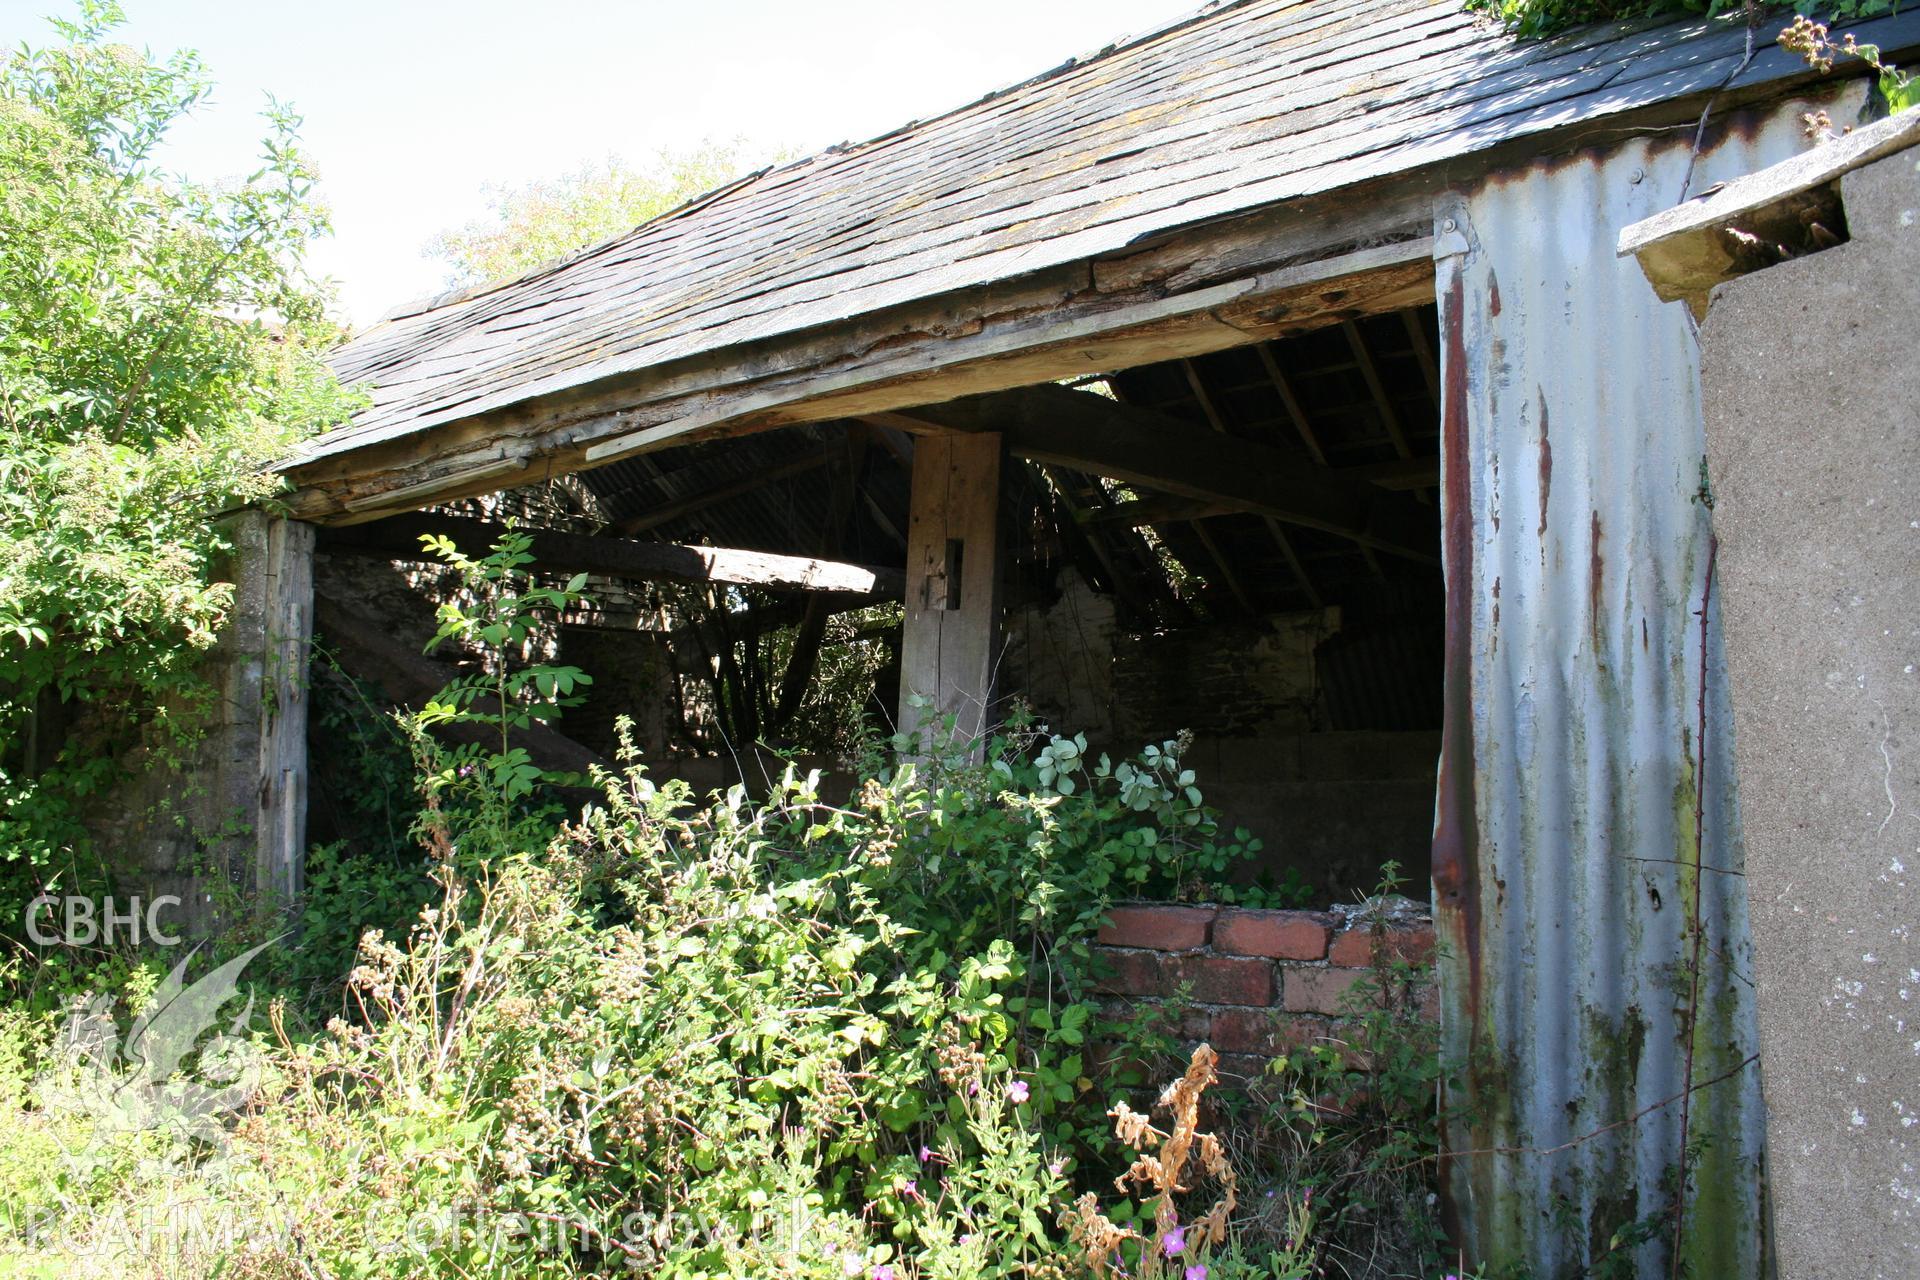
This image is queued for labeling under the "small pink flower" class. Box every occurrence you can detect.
[917,1144,931,1163]
[873,1267,895,1280]
[1048,1159,1065,1177]
[1185,1267,1209,1280]
[841,1254,862,1278]
[1008,1079,1030,1104]
[1162,1226,1187,1257]
[903,1179,919,1200]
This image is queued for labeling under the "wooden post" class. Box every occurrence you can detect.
[255,516,314,908]
[899,432,1004,753]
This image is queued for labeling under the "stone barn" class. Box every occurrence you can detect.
[112,2,1920,1274]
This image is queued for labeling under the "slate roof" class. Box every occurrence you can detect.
[308,0,1918,466]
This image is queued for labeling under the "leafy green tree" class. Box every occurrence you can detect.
[0,2,359,885]
[426,140,775,287]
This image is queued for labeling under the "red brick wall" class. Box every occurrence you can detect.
[1093,903,1436,1085]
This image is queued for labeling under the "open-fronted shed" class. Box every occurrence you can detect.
[180,2,1920,1274]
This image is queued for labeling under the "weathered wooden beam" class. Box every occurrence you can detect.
[881,385,1437,564]
[900,433,1004,752]
[1345,457,1440,490]
[281,212,1437,524]
[1620,110,1920,313]
[1077,493,1242,527]
[318,513,905,598]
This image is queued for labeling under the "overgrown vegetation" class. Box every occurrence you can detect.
[0,2,359,900]
[0,525,1459,1278]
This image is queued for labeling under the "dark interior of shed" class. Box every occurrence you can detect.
[308,304,1445,905]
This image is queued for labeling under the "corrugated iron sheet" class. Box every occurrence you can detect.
[1434,86,1865,1278]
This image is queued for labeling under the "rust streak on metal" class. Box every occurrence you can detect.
[1536,388,1552,540]
[1589,509,1605,646]
[1432,262,1480,1002]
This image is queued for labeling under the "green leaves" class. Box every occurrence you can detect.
[404,528,597,860]
[0,5,361,883]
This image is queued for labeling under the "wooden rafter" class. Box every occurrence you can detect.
[1178,357,1321,610]
[614,445,839,536]
[1401,309,1441,402]
[318,512,904,598]
[1255,343,1328,465]
[869,384,1435,564]
[1342,319,1414,460]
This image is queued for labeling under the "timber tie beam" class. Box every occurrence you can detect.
[861,383,1437,564]
[318,512,905,599]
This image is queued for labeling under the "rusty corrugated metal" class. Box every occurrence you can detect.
[1433,86,1865,1278]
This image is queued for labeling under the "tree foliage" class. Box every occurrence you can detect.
[427,141,775,288]
[0,2,359,884]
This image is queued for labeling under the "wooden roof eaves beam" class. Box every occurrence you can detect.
[318,512,905,598]
[284,218,1437,526]
[863,384,1436,566]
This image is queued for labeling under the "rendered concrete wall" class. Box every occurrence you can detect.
[1700,145,1920,1277]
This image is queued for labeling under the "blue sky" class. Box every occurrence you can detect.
[6,0,1198,324]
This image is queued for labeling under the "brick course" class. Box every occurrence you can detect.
[1090,901,1435,1081]
[1097,904,1215,951]
[1327,922,1436,968]
[1214,908,1334,960]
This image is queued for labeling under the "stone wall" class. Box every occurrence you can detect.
[85,513,312,935]
[1092,899,1435,1084]
[1003,572,1439,899]
[1696,139,1920,1276]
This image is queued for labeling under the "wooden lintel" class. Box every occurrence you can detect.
[1620,109,1920,306]
[881,385,1437,564]
[282,204,1437,523]
[318,513,905,598]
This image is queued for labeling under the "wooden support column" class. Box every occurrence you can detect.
[900,432,1003,752]
[255,515,315,909]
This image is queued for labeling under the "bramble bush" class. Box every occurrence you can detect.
[0,719,1350,1277]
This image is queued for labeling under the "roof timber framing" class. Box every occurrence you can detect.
[864,383,1437,565]
[281,191,1438,525]
[281,0,1920,530]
